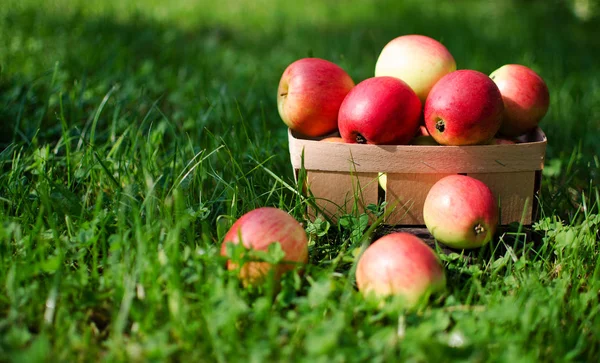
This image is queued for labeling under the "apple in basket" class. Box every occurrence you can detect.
[424,70,504,145]
[375,34,456,103]
[338,76,421,145]
[490,64,550,137]
[277,58,355,137]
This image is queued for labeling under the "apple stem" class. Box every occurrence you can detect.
[474,223,485,235]
[435,119,445,133]
[280,93,287,97]
[356,134,367,144]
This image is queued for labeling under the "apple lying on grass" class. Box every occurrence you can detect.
[375,34,456,102]
[338,76,421,145]
[425,70,504,146]
[356,232,446,307]
[278,58,355,137]
[423,175,498,249]
[490,64,550,137]
[221,207,309,285]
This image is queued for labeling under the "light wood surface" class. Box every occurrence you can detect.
[385,173,451,225]
[306,171,379,221]
[468,171,535,225]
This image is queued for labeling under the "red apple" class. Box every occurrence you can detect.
[423,175,498,249]
[424,70,504,145]
[277,58,355,137]
[338,76,421,145]
[220,207,309,285]
[489,64,550,137]
[356,232,446,306]
[375,35,456,102]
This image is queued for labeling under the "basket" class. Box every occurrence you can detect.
[288,128,547,226]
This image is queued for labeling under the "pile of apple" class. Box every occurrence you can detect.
[219,174,498,307]
[219,35,551,307]
[277,34,550,145]
[220,207,446,307]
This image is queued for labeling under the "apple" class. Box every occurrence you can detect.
[489,138,516,145]
[338,76,421,145]
[378,172,387,190]
[220,207,309,285]
[424,70,504,145]
[423,175,498,249]
[320,136,345,143]
[375,34,456,102]
[277,58,355,137]
[356,232,446,306]
[489,64,550,137]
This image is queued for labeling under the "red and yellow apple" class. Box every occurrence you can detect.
[375,34,456,102]
[490,64,550,137]
[220,207,309,285]
[338,76,421,145]
[423,175,498,249]
[277,58,355,137]
[356,232,446,306]
[424,70,504,145]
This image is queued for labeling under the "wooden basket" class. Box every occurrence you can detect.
[288,128,547,226]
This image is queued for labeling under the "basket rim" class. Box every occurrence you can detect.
[288,127,547,174]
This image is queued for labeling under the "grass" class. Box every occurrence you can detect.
[1,0,599,361]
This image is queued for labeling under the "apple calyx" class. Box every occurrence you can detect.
[474,223,486,235]
[356,133,367,144]
[435,119,446,133]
